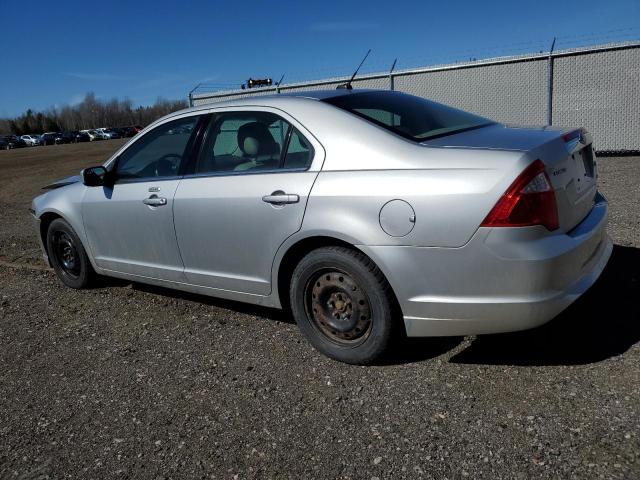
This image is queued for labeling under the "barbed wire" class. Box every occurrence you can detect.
[191,27,640,95]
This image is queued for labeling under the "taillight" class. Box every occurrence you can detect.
[562,128,583,143]
[481,159,559,231]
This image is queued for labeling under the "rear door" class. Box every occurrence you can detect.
[82,114,201,281]
[173,108,323,295]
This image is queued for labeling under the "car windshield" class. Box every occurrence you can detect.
[323,91,494,142]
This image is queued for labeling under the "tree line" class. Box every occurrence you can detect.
[0,93,188,136]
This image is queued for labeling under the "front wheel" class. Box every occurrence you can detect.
[290,246,396,364]
[46,218,94,289]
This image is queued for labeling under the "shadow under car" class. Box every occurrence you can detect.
[447,244,640,366]
[97,244,639,367]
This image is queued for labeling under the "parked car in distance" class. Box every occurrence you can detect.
[94,128,106,139]
[41,132,62,146]
[30,90,612,364]
[120,126,140,138]
[109,127,125,137]
[90,129,106,140]
[94,129,110,140]
[76,131,91,142]
[59,131,80,144]
[2,135,28,148]
[0,137,8,150]
[79,130,98,141]
[104,128,122,139]
[21,134,41,146]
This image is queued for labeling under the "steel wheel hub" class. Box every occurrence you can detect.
[54,232,80,277]
[306,270,372,344]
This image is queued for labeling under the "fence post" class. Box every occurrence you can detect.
[187,83,201,108]
[547,38,556,126]
[389,59,397,91]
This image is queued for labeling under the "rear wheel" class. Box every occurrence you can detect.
[46,218,94,289]
[290,246,396,364]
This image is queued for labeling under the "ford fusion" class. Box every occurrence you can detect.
[31,90,611,364]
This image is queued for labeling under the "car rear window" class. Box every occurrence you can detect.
[323,91,494,142]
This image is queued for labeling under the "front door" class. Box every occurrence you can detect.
[173,110,320,295]
[82,114,201,281]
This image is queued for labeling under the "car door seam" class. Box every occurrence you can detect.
[267,167,323,298]
[171,179,188,276]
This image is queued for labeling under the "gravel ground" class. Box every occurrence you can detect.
[0,143,638,479]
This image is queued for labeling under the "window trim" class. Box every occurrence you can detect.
[181,166,311,181]
[278,124,294,169]
[111,172,184,185]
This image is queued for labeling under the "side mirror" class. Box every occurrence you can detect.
[81,166,110,187]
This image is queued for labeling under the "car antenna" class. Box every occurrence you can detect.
[337,49,371,90]
[276,73,285,93]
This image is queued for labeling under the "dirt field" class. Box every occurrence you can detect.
[0,142,639,479]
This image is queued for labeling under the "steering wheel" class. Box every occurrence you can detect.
[155,153,182,177]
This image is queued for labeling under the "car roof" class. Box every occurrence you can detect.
[268,89,366,100]
[178,88,384,116]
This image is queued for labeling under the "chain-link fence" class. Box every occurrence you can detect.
[190,41,640,153]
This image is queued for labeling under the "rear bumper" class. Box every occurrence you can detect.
[359,193,611,337]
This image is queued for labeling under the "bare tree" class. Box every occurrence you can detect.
[0,93,188,135]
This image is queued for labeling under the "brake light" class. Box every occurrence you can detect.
[562,128,583,143]
[481,159,559,231]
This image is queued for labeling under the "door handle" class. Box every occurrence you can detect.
[143,195,167,206]
[262,191,300,205]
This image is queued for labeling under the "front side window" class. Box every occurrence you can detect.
[116,115,199,180]
[195,111,313,174]
[323,91,493,142]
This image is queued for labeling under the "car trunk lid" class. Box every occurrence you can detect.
[547,129,597,232]
[422,124,598,233]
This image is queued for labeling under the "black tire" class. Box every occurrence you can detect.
[46,218,94,289]
[290,246,396,364]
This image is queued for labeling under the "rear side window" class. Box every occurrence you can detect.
[196,112,314,174]
[323,91,493,142]
[283,128,314,170]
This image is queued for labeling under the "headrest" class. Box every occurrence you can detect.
[237,122,279,157]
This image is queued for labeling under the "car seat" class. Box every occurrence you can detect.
[234,122,280,171]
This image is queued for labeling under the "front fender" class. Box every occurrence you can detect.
[32,183,96,270]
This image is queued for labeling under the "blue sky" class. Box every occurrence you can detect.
[1,0,638,117]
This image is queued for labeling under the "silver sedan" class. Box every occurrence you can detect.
[31,90,611,364]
